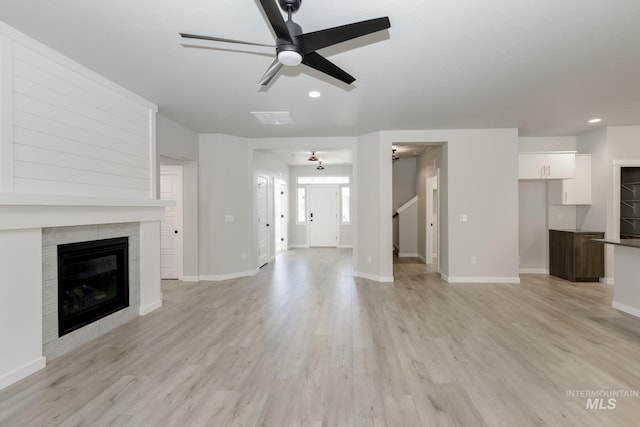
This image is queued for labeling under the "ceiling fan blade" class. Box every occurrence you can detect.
[179,33,275,48]
[300,17,391,53]
[259,59,284,86]
[302,52,355,85]
[258,0,291,42]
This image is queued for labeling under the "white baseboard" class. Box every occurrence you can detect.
[444,276,521,284]
[398,253,420,258]
[601,277,614,285]
[199,269,259,281]
[181,275,199,282]
[139,300,162,315]
[288,245,310,249]
[353,271,394,283]
[519,268,549,274]
[612,301,640,318]
[337,245,353,249]
[0,357,46,391]
[418,254,427,263]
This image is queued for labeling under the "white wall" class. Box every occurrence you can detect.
[519,136,576,152]
[354,132,393,282]
[0,228,45,390]
[398,200,418,257]
[0,23,157,199]
[518,181,548,273]
[392,158,417,210]
[198,134,253,278]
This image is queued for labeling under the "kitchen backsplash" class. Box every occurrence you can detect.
[549,205,577,229]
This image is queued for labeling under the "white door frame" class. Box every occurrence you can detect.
[275,179,288,253]
[306,184,340,247]
[426,171,440,269]
[160,164,184,279]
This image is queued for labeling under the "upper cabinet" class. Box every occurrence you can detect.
[518,152,575,180]
[548,154,592,205]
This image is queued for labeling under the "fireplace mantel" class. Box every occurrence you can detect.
[0,193,173,231]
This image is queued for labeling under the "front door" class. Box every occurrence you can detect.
[308,186,338,247]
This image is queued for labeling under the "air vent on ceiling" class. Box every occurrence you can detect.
[250,111,294,125]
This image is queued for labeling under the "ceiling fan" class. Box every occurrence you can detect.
[180,0,390,86]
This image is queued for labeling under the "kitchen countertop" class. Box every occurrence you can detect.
[549,229,604,234]
[593,238,640,249]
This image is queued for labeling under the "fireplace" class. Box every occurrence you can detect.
[57,237,129,336]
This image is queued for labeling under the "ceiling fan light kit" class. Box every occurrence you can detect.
[180,0,390,86]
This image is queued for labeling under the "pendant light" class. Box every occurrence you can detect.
[308,151,318,161]
[316,161,325,170]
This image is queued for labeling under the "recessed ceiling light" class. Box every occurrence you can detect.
[588,118,602,124]
[308,91,321,98]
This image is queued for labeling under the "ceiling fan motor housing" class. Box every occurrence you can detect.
[276,20,304,65]
[278,0,302,13]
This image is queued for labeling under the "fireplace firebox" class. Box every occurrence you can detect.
[57,237,129,336]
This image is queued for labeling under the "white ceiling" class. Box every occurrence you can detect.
[1,0,639,138]
[257,148,352,166]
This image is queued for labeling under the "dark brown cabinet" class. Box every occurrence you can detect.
[549,230,604,282]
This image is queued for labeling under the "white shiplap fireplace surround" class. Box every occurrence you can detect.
[0,22,169,390]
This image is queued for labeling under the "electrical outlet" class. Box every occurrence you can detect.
[471,256,477,264]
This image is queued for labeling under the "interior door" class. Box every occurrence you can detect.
[426,174,438,266]
[257,176,270,267]
[308,186,338,247]
[160,165,183,279]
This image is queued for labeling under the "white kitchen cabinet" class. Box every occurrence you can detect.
[548,154,591,205]
[518,152,575,179]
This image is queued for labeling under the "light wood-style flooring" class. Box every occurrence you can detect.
[1,249,640,426]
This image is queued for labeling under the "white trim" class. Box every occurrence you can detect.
[418,254,427,263]
[444,276,521,284]
[181,275,199,282]
[519,268,549,274]
[0,193,173,207]
[612,301,640,318]
[396,196,418,214]
[139,300,163,316]
[0,357,46,391]
[601,277,614,285]
[199,269,259,281]
[289,245,310,249]
[398,253,420,258]
[353,271,394,283]
[337,245,353,249]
